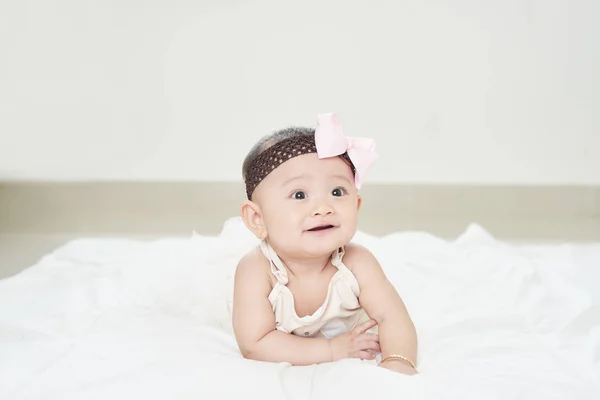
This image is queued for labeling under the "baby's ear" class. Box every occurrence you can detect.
[356,194,363,211]
[240,200,267,240]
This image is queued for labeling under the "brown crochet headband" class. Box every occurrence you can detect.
[243,134,355,200]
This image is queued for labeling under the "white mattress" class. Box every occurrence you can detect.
[1,217,599,399]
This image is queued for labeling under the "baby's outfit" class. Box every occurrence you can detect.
[260,240,374,339]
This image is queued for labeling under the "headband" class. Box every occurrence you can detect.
[244,112,378,199]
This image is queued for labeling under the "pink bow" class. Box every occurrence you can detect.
[314,112,378,189]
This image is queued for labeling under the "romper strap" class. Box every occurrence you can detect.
[331,246,346,268]
[259,240,289,285]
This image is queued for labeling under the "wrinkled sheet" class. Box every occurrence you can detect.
[1,217,599,399]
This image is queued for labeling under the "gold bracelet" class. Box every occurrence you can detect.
[379,354,416,370]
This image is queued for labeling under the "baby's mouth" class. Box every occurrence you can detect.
[307,225,335,232]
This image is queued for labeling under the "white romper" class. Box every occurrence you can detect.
[260,240,374,339]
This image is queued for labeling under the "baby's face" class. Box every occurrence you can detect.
[253,153,361,258]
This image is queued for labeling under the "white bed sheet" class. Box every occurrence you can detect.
[1,217,599,399]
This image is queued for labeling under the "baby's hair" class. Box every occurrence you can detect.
[242,126,315,184]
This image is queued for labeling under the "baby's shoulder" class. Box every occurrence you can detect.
[341,242,380,272]
[236,246,277,287]
[237,246,269,272]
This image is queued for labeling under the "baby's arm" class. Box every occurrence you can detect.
[232,249,333,366]
[348,244,418,372]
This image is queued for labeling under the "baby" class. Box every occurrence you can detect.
[232,113,418,375]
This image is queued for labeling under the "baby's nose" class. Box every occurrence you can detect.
[312,200,334,216]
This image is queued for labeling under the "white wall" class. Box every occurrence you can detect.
[1,0,598,184]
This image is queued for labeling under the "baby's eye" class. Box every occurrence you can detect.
[292,191,307,200]
[331,187,346,197]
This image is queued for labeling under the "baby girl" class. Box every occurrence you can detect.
[232,113,418,375]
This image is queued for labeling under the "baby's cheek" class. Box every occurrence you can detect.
[344,215,360,235]
[343,207,359,223]
[273,221,299,241]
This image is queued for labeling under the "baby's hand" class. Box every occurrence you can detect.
[330,319,380,361]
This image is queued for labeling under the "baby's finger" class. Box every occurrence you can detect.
[355,350,377,360]
[361,332,379,342]
[359,339,381,353]
[353,319,378,334]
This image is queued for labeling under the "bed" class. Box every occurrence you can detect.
[1,217,599,399]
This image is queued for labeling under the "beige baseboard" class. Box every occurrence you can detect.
[0,182,599,241]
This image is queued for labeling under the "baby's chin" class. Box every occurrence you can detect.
[295,246,341,260]
[300,233,353,255]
